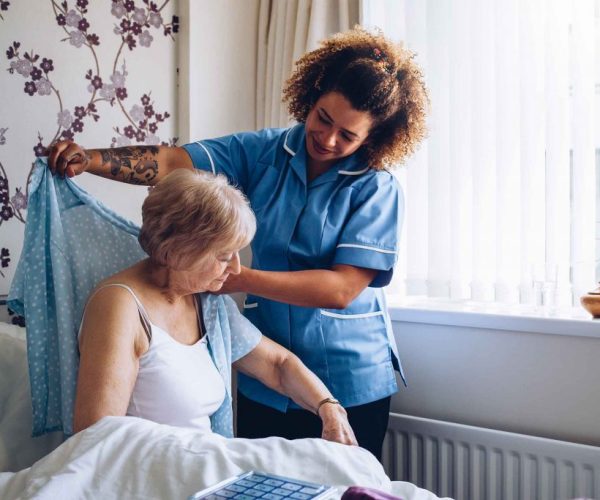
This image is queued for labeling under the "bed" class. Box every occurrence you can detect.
[0,322,450,500]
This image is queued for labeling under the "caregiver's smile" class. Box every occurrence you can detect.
[304,91,373,171]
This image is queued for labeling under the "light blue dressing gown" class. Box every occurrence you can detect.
[8,159,261,437]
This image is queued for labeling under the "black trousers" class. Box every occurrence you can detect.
[236,392,391,461]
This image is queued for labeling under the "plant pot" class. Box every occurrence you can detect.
[580,283,600,319]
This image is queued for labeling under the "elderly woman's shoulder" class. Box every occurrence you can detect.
[87,264,147,306]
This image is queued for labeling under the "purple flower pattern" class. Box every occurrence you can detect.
[65,9,82,28]
[15,59,33,77]
[132,7,146,24]
[0,247,13,281]
[57,109,73,129]
[129,104,144,122]
[71,119,84,133]
[24,81,37,96]
[11,189,27,210]
[99,83,116,99]
[90,75,103,89]
[0,127,26,230]
[40,58,54,73]
[111,2,126,18]
[34,141,48,157]
[0,0,178,282]
[0,1,10,21]
[30,67,42,81]
[78,18,90,31]
[1,248,10,268]
[138,30,153,47]
[148,11,162,28]
[69,30,86,48]
[36,78,52,96]
[0,205,13,221]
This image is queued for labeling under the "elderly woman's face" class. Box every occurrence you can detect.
[179,248,242,293]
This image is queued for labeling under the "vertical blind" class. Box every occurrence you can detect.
[362,0,599,308]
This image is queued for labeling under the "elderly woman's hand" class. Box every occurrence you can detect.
[319,403,358,446]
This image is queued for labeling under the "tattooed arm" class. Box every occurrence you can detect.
[48,141,193,186]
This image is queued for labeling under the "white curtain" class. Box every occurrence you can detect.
[362,0,599,308]
[256,0,360,129]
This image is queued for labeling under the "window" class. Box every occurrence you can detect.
[363,0,600,309]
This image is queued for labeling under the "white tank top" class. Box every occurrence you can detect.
[83,284,226,432]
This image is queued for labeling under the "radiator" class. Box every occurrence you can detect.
[382,413,600,500]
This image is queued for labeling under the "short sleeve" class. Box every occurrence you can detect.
[181,129,278,192]
[333,173,404,287]
[222,295,262,362]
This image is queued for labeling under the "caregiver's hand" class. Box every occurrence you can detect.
[319,403,358,446]
[217,266,249,294]
[48,140,90,178]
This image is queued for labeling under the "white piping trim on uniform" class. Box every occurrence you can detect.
[320,310,384,319]
[243,302,258,309]
[338,167,369,175]
[196,141,216,174]
[283,129,296,156]
[336,243,397,254]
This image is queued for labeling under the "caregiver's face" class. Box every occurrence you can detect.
[304,91,373,167]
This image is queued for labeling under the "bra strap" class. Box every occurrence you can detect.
[84,283,152,342]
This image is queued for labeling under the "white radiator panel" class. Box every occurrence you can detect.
[383,413,600,500]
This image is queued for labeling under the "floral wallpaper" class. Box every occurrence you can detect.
[0,0,178,305]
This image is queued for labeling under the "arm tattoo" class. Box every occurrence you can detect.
[100,146,160,185]
[83,151,92,169]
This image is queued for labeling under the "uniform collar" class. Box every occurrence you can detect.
[283,123,370,186]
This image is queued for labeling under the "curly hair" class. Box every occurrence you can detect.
[283,26,429,170]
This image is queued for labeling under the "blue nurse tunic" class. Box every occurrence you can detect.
[183,123,406,411]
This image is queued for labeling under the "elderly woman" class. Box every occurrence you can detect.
[73,168,356,446]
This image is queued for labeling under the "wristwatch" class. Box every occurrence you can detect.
[316,397,341,416]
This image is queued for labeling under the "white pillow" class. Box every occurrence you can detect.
[0,322,63,472]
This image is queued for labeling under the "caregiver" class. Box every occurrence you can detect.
[49,27,429,459]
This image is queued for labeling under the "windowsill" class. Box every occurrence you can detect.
[387,296,600,339]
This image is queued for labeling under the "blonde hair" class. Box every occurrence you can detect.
[139,169,256,269]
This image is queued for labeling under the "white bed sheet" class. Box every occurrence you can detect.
[0,416,450,500]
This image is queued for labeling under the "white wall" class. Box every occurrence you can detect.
[177,0,260,289]
[178,0,260,143]
[391,319,600,446]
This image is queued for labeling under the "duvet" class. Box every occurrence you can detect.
[0,416,449,500]
[1,416,384,499]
